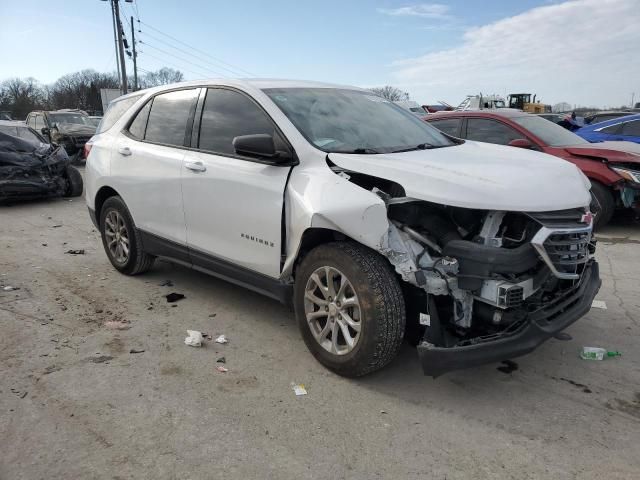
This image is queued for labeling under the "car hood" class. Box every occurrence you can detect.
[54,123,96,136]
[328,141,591,212]
[563,141,640,164]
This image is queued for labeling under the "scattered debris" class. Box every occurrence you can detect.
[184,330,203,347]
[129,348,145,354]
[52,224,62,228]
[496,360,519,374]
[291,383,308,396]
[89,355,114,363]
[559,377,592,393]
[216,366,229,373]
[43,365,62,375]
[380,410,388,414]
[591,300,607,310]
[165,292,185,303]
[65,249,85,255]
[20,391,28,399]
[214,334,228,344]
[2,286,19,291]
[159,280,174,287]
[216,357,226,363]
[104,320,130,330]
[41,243,47,246]
[580,347,622,360]
[553,332,573,341]
[208,313,217,318]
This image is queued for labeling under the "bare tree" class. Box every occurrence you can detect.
[139,67,184,88]
[369,86,410,102]
[0,77,46,119]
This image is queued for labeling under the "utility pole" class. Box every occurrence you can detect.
[108,0,121,84]
[131,16,138,91]
[112,0,128,94]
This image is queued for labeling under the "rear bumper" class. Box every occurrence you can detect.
[417,260,601,377]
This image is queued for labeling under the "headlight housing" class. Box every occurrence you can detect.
[610,166,640,184]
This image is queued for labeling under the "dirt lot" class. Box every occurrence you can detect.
[2,176,640,479]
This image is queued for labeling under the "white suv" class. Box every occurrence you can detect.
[86,80,601,377]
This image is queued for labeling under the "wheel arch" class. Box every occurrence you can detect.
[95,185,121,222]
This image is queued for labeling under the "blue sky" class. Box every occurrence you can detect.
[1,1,638,107]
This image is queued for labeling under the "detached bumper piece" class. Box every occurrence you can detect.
[417,261,601,377]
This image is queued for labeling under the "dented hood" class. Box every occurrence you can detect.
[564,141,640,164]
[329,140,591,212]
[54,123,96,136]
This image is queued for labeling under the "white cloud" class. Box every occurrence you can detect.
[389,0,640,108]
[377,4,451,19]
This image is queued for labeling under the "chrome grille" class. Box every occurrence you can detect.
[531,226,592,280]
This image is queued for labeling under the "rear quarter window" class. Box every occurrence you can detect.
[97,94,143,134]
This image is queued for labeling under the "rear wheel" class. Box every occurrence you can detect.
[590,181,615,230]
[99,196,155,275]
[294,242,405,377]
[63,165,83,197]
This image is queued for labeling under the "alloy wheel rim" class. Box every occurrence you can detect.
[303,266,362,355]
[104,210,130,265]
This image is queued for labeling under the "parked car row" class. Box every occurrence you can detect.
[84,80,600,378]
[426,109,640,227]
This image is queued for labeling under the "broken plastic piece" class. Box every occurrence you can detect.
[159,280,174,287]
[214,334,228,344]
[216,366,229,373]
[291,383,307,396]
[216,357,226,363]
[2,286,18,291]
[129,348,145,354]
[419,313,431,326]
[65,249,85,255]
[166,292,185,303]
[591,300,607,310]
[184,330,203,347]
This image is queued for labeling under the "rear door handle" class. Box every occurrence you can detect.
[185,161,206,172]
[118,146,132,156]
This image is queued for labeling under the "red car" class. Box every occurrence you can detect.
[426,109,640,227]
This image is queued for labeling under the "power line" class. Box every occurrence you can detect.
[137,29,243,78]
[140,51,213,80]
[139,41,228,78]
[139,20,256,77]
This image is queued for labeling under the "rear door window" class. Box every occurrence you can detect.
[144,89,198,147]
[621,120,640,136]
[599,123,623,135]
[465,118,521,145]
[428,118,462,137]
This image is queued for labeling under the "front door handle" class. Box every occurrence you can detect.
[118,146,132,156]
[185,161,206,172]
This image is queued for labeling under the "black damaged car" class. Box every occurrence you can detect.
[25,109,96,163]
[0,131,83,203]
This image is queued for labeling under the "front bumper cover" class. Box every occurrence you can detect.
[417,260,601,377]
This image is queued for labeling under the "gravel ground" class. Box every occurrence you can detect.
[1,180,639,479]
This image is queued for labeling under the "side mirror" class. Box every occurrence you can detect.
[508,138,533,149]
[232,134,291,163]
[41,127,50,136]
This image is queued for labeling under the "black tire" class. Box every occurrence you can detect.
[294,241,406,377]
[590,180,614,230]
[99,196,155,275]
[63,165,83,197]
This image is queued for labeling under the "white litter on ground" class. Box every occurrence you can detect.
[3,286,18,291]
[215,335,228,344]
[184,330,204,347]
[591,300,607,310]
[292,383,307,396]
[216,366,229,373]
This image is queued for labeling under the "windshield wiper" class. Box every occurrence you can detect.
[390,143,436,153]
[335,147,381,154]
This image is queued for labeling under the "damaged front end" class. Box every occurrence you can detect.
[377,192,601,376]
[0,132,72,203]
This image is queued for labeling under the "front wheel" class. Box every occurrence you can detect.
[590,181,615,230]
[294,242,406,377]
[63,165,83,197]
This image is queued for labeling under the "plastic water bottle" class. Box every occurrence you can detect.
[580,347,622,360]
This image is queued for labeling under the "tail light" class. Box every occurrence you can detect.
[83,141,93,159]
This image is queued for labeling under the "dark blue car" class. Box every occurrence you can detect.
[576,113,640,144]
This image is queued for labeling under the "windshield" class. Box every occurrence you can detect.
[264,88,454,153]
[48,113,92,126]
[512,115,588,147]
[0,125,44,144]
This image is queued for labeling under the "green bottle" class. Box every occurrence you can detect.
[580,347,622,360]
